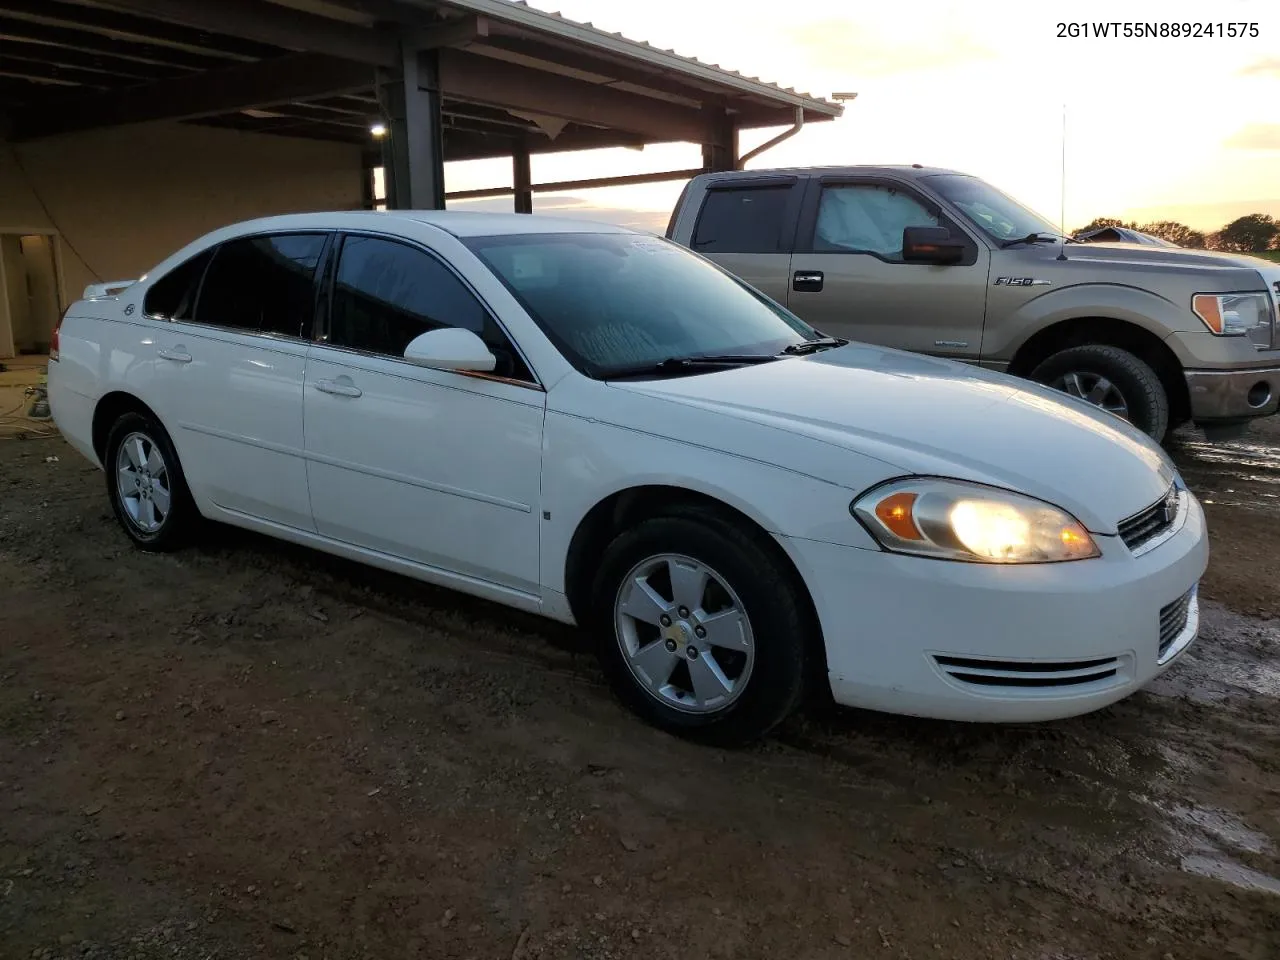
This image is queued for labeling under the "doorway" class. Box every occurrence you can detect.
[0,233,61,359]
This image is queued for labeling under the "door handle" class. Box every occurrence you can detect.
[792,271,825,292]
[157,347,192,363]
[314,378,362,398]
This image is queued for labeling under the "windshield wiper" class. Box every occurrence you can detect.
[1000,232,1080,248]
[782,336,848,356]
[600,354,779,380]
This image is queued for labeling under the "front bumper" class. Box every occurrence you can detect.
[783,491,1209,722]
[1184,366,1280,423]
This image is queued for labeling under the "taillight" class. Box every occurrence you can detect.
[50,309,65,361]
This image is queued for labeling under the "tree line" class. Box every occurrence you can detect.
[1073,213,1279,252]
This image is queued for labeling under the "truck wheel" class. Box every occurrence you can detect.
[1030,345,1169,441]
[590,509,810,746]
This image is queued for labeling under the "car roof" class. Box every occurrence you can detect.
[213,209,636,240]
[693,164,965,180]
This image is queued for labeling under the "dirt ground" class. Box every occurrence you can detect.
[2,412,1278,960]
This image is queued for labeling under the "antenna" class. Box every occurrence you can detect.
[1057,102,1068,261]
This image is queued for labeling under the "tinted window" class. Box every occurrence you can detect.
[465,232,815,377]
[812,184,941,260]
[195,233,326,336]
[327,235,531,381]
[692,186,792,254]
[143,250,213,320]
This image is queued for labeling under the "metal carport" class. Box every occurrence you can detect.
[0,0,842,212]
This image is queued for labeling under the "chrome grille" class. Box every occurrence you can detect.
[1118,485,1178,552]
[1159,588,1195,660]
[933,655,1121,689]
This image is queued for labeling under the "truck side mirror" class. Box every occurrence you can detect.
[903,226,966,265]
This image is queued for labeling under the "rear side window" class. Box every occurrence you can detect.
[692,186,793,254]
[195,233,327,337]
[143,250,213,320]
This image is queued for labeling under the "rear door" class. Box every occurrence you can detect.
[685,176,804,305]
[787,177,989,360]
[150,231,329,530]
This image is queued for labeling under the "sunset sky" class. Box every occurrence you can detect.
[445,0,1279,234]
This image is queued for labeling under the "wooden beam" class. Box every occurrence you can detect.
[438,48,710,143]
[475,33,715,108]
[0,14,234,69]
[88,0,398,66]
[0,61,120,88]
[447,167,701,200]
[0,39,182,82]
[0,0,280,60]
[11,52,375,140]
[444,125,649,162]
[189,115,365,146]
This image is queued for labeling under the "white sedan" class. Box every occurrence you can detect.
[48,211,1207,743]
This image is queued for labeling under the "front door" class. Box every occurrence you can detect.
[303,233,545,595]
[150,232,329,530]
[787,178,990,361]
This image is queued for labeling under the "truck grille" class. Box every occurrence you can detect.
[1118,484,1179,552]
[1159,587,1196,661]
[933,654,1121,689]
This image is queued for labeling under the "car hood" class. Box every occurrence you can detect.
[1065,242,1278,278]
[612,345,1177,534]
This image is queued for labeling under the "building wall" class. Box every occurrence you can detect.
[0,121,363,354]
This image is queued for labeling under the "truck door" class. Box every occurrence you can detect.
[685,175,804,306]
[787,176,989,361]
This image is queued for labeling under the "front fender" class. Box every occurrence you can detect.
[987,282,1195,360]
[538,410,884,598]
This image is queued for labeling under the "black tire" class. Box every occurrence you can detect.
[104,411,197,551]
[1029,344,1169,441]
[589,508,811,746]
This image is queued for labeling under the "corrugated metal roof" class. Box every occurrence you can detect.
[421,0,843,117]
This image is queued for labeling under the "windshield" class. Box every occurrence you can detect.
[923,174,1064,242]
[464,232,816,378]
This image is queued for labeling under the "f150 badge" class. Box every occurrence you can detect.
[993,277,1051,286]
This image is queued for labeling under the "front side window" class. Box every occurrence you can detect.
[464,232,816,377]
[143,249,213,320]
[326,235,531,381]
[923,174,1062,243]
[813,184,941,260]
[195,233,327,336]
[692,186,793,254]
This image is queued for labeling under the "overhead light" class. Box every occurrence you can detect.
[370,123,388,138]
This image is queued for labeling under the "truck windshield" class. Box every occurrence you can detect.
[924,174,1065,243]
[464,232,818,379]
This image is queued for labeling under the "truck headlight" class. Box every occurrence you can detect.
[851,479,1100,563]
[1192,292,1272,347]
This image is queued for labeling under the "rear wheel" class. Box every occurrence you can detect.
[1030,344,1169,441]
[590,509,811,745]
[104,411,196,551]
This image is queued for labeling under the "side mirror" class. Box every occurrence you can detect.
[403,327,496,372]
[902,226,966,265]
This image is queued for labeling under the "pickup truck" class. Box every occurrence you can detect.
[666,165,1280,442]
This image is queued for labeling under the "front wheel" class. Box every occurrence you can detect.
[1029,344,1170,441]
[590,510,812,745]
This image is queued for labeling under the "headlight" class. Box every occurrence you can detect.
[1192,292,1273,348]
[851,479,1100,564]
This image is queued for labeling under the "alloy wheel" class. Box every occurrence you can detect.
[613,553,755,714]
[115,431,172,534]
